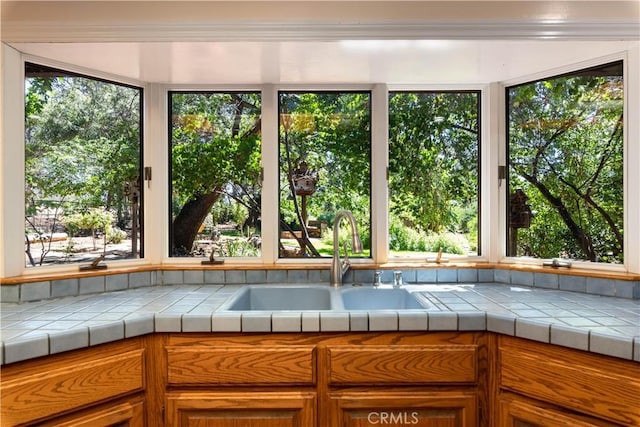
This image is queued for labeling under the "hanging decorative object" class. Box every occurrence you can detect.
[291,160,319,196]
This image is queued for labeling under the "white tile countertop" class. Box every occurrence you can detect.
[1,283,638,365]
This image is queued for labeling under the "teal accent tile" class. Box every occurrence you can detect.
[204,270,225,284]
[427,312,457,330]
[559,275,586,293]
[586,278,615,296]
[368,312,397,331]
[106,274,128,291]
[487,313,516,336]
[458,311,486,331]
[129,272,151,288]
[511,271,534,287]
[614,280,637,299]
[550,324,589,351]
[272,312,301,332]
[266,270,287,283]
[301,312,320,332]
[515,319,550,343]
[534,273,558,289]
[398,312,428,331]
[437,269,457,283]
[590,332,633,360]
[49,328,89,354]
[349,312,368,331]
[163,270,184,285]
[183,270,204,284]
[320,312,349,331]
[477,269,494,282]
[124,315,154,337]
[494,269,511,283]
[89,322,124,346]
[287,269,308,283]
[416,269,437,283]
[241,312,271,332]
[225,270,246,284]
[457,269,478,283]
[1,285,19,303]
[4,335,49,364]
[246,270,267,283]
[51,279,78,298]
[308,269,330,283]
[211,312,241,332]
[79,276,105,295]
[182,314,213,332]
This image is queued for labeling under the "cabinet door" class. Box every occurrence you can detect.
[328,390,477,427]
[166,391,316,427]
[499,394,620,427]
[37,398,145,427]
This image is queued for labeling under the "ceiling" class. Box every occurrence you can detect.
[10,40,636,85]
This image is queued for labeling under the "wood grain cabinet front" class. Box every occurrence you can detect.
[165,391,316,427]
[328,390,478,427]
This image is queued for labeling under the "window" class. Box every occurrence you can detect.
[388,91,480,259]
[169,92,262,258]
[278,91,371,258]
[24,63,143,268]
[507,61,624,264]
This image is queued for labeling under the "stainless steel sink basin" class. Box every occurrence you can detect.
[339,287,429,310]
[220,285,336,311]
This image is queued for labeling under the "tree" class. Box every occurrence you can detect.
[508,62,624,262]
[25,68,141,265]
[170,92,261,255]
[278,92,371,257]
[388,91,479,250]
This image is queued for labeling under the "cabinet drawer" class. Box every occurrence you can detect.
[0,348,145,426]
[167,345,316,385]
[500,337,640,426]
[327,345,477,385]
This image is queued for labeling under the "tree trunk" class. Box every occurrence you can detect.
[172,190,221,254]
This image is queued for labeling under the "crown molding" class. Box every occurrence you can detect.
[3,21,639,42]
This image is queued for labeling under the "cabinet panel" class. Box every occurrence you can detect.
[327,345,477,385]
[499,394,620,427]
[38,398,145,427]
[328,391,477,427]
[0,344,145,426]
[166,345,315,385]
[166,391,316,427]
[499,337,640,426]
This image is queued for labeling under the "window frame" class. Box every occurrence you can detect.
[22,59,146,271]
[387,89,483,260]
[501,55,629,272]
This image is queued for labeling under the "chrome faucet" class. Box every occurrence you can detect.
[330,210,363,287]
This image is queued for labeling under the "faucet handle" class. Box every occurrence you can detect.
[373,271,382,287]
[393,270,403,288]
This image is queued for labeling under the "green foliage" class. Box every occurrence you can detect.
[62,208,114,250]
[508,62,623,262]
[388,91,479,252]
[106,227,127,244]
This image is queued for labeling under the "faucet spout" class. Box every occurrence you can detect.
[330,210,363,287]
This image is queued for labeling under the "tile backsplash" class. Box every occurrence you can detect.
[2,267,638,303]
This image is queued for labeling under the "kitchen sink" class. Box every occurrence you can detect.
[339,287,430,310]
[220,285,337,311]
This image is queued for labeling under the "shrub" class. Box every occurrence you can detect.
[106,227,127,244]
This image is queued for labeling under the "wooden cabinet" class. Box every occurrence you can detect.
[321,332,485,427]
[166,391,316,427]
[0,339,146,426]
[2,332,638,427]
[36,397,145,427]
[329,390,477,426]
[162,332,485,427]
[498,337,640,427]
[498,393,619,427]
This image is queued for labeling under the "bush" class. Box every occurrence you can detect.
[106,227,127,244]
